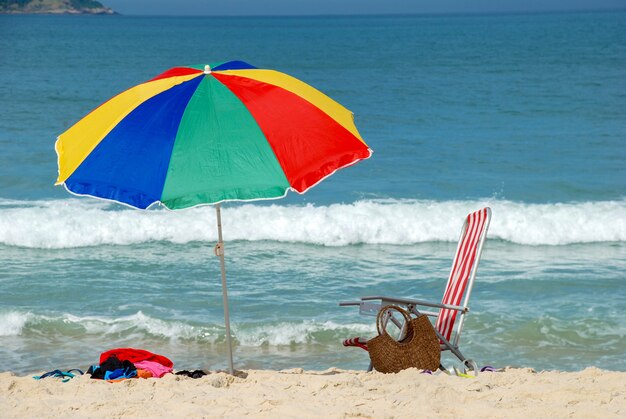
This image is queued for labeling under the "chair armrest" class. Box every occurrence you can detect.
[340,298,441,321]
[338,301,361,307]
[360,296,468,313]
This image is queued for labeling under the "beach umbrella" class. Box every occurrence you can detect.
[55,61,372,374]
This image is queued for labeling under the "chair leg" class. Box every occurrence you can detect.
[447,346,479,376]
[448,345,467,363]
[439,336,480,376]
[463,359,479,376]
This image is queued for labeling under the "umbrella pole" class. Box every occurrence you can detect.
[215,203,235,375]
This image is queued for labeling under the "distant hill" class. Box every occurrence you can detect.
[0,0,116,14]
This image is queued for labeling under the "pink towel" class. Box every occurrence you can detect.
[134,360,173,378]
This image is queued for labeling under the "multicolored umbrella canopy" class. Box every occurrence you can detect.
[55,60,371,208]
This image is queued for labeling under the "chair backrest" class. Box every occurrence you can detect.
[434,207,491,344]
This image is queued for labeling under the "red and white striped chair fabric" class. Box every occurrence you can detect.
[342,207,491,360]
[435,207,490,342]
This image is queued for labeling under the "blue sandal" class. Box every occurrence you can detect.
[33,369,84,382]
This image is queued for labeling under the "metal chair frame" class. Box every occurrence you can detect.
[340,207,491,373]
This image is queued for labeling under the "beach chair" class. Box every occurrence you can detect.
[340,207,491,374]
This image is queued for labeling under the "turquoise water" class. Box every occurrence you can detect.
[0,12,625,374]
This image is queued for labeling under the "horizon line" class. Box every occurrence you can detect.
[4,7,625,18]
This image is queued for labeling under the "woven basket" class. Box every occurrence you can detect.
[367,305,440,373]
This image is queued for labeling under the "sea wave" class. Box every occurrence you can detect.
[0,311,213,341]
[234,320,373,347]
[0,310,372,347]
[0,198,624,248]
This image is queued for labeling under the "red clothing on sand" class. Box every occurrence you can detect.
[99,348,173,368]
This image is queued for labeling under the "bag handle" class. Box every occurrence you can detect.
[376,305,413,337]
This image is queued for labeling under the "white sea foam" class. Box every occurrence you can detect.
[0,310,372,346]
[0,310,217,341]
[234,320,373,347]
[0,312,31,336]
[0,198,624,248]
[61,311,208,341]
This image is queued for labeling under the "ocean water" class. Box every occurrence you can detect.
[0,12,625,374]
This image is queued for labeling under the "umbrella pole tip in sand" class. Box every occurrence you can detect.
[214,203,235,375]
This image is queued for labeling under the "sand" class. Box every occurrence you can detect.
[1,367,625,418]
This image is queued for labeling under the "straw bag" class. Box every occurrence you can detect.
[367,305,440,373]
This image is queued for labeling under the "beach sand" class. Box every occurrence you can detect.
[1,367,624,418]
